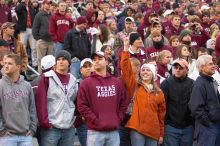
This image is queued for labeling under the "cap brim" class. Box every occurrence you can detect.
[91,53,104,59]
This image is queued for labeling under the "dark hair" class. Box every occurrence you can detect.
[198,47,208,53]
[169,35,179,46]
[176,44,193,63]
[99,24,109,43]
[101,45,112,52]
[4,54,21,65]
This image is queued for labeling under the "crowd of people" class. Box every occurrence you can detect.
[0,0,220,146]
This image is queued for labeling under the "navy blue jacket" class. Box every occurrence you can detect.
[189,73,220,127]
[161,76,194,128]
[64,28,91,60]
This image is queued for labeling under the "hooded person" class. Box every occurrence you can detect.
[117,7,135,32]
[145,30,174,60]
[137,10,159,41]
[86,9,98,29]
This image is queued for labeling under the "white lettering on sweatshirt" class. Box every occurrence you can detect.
[96,85,116,97]
[56,20,70,26]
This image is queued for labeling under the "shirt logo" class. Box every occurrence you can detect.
[56,20,70,26]
[96,85,116,97]
[3,90,29,102]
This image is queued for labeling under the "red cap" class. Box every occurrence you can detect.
[76,16,88,25]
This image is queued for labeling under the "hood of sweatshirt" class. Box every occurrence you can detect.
[2,75,25,85]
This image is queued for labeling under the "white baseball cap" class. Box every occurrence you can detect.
[80,58,93,68]
[41,55,56,70]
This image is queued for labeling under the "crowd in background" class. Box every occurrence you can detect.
[0,0,220,146]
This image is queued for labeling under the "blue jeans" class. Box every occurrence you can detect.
[76,124,87,146]
[0,135,32,146]
[196,121,220,146]
[87,130,120,146]
[130,130,157,146]
[70,60,80,79]
[53,42,64,56]
[163,124,194,146]
[40,127,75,146]
[119,126,131,146]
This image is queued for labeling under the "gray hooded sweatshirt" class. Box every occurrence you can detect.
[0,75,38,135]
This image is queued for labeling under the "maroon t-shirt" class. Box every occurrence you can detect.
[56,71,70,95]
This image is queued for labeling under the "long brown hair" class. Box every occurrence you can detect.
[99,24,109,43]
[176,44,192,63]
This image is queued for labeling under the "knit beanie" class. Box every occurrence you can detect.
[129,33,140,45]
[76,16,88,25]
[179,30,191,41]
[141,63,156,79]
[55,50,71,64]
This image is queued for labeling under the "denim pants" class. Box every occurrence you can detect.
[20,28,37,66]
[0,135,32,146]
[87,130,120,146]
[119,126,131,146]
[130,130,157,146]
[163,124,194,146]
[40,127,75,146]
[76,124,87,146]
[196,121,220,146]
[70,60,80,79]
[53,42,64,56]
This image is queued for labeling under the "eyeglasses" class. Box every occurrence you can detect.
[174,66,184,70]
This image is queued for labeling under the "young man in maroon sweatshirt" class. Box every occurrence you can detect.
[77,51,127,146]
[49,0,74,56]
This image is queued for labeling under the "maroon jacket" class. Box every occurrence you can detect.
[191,29,210,49]
[117,47,147,76]
[165,23,183,39]
[145,45,173,61]
[215,35,220,58]
[93,20,107,28]
[49,12,74,43]
[137,10,153,40]
[0,4,12,26]
[77,72,127,131]
[156,62,170,78]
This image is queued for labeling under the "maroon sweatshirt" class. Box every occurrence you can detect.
[49,12,74,43]
[191,29,210,49]
[165,23,184,39]
[0,4,12,26]
[77,72,127,131]
[156,62,170,78]
[145,45,174,61]
[215,35,220,59]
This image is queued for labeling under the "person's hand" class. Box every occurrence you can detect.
[123,37,129,51]
[5,131,12,136]
[26,130,33,136]
[195,23,202,31]
[158,137,163,145]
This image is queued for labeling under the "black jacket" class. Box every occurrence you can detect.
[161,76,194,128]
[189,73,220,127]
[15,3,38,31]
[32,10,51,41]
[64,28,91,60]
